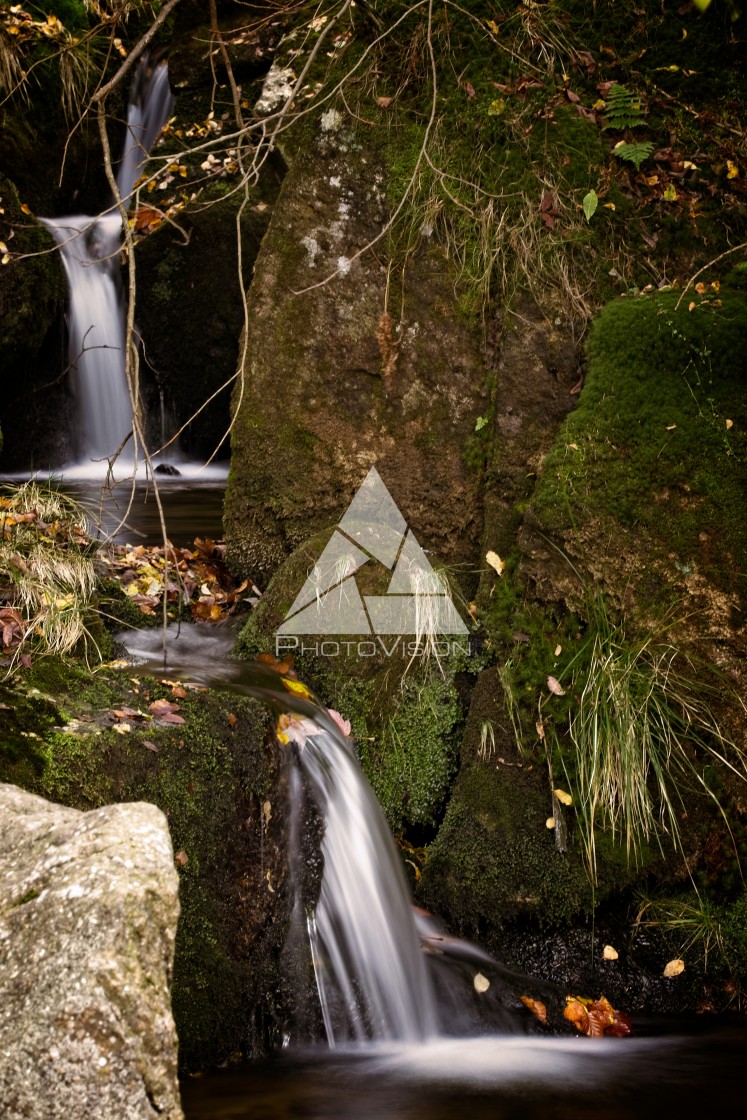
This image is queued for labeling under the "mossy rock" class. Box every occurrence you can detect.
[236,530,468,835]
[417,667,643,949]
[0,656,291,1071]
[224,109,487,586]
[519,287,747,624]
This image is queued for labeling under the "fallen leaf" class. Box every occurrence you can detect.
[520,995,548,1024]
[554,644,562,656]
[726,419,733,429]
[547,676,566,696]
[663,958,685,978]
[554,788,573,806]
[377,96,392,108]
[464,81,476,99]
[142,740,159,753]
[486,550,505,576]
[262,800,272,828]
[603,945,619,960]
[726,159,739,179]
[227,712,238,727]
[112,722,131,734]
[175,850,189,867]
[546,816,556,829]
[473,972,490,993]
[666,424,677,431]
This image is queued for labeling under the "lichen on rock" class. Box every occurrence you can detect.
[0,784,182,1120]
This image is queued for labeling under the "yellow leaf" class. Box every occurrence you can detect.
[473,972,490,993]
[726,419,734,429]
[546,816,556,829]
[603,944,619,960]
[485,550,505,576]
[282,677,312,699]
[683,161,698,170]
[666,424,677,431]
[663,184,678,202]
[663,958,685,978]
[20,202,31,214]
[486,19,500,33]
[554,788,573,806]
[603,202,616,210]
[567,442,580,451]
[1,253,9,266]
[554,644,562,656]
[688,302,696,312]
[726,160,739,180]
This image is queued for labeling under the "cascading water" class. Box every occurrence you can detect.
[119,625,438,1046]
[41,56,173,469]
[292,724,438,1045]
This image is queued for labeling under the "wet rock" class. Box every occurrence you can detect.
[0,784,182,1120]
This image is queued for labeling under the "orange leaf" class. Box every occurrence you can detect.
[520,996,548,1024]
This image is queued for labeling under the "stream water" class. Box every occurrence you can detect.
[40,54,174,475]
[120,623,744,1117]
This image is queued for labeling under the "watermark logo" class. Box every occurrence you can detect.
[276,468,468,656]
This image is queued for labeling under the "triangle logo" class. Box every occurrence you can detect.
[277,467,468,637]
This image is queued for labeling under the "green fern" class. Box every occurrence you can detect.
[603,83,645,130]
[613,141,655,171]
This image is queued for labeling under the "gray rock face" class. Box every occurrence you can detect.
[0,784,183,1120]
[224,109,488,586]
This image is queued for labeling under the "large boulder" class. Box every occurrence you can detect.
[224,110,489,585]
[0,784,182,1120]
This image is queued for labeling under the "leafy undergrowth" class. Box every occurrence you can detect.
[97,536,260,625]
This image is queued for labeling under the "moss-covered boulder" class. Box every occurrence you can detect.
[0,657,291,1070]
[236,530,468,837]
[224,109,489,585]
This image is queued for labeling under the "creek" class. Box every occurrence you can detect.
[119,623,745,1118]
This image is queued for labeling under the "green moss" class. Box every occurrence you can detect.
[418,762,594,945]
[531,288,747,596]
[0,656,287,1070]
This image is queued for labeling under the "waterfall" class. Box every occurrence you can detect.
[295,727,438,1045]
[41,56,173,469]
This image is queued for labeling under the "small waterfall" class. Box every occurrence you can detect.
[42,56,173,469]
[296,726,438,1045]
[117,626,439,1046]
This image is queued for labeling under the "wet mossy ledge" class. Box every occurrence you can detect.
[0,655,290,1071]
[235,531,469,837]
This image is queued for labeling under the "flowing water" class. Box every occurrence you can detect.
[40,56,174,473]
[119,623,744,1114]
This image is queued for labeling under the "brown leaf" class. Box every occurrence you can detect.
[377,96,392,108]
[142,740,159,753]
[227,712,237,727]
[565,88,580,103]
[149,698,181,716]
[464,81,476,99]
[157,712,186,725]
[520,996,548,1024]
[175,850,189,867]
